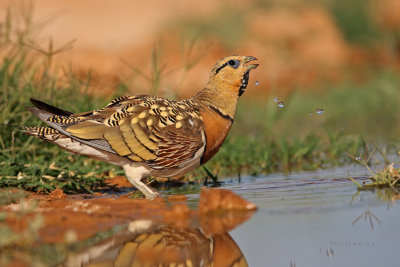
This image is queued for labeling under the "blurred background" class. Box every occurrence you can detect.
[1,0,399,96]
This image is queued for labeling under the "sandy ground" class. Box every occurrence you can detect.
[1,185,256,242]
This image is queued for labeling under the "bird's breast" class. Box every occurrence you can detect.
[199,109,233,164]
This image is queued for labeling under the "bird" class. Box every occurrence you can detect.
[66,224,248,266]
[22,55,259,199]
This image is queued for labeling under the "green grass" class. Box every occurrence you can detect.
[349,164,400,189]
[348,145,400,190]
[0,189,28,206]
[0,8,124,193]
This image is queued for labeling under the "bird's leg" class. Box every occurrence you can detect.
[123,165,159,200]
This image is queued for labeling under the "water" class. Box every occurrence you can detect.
[223,165,400,267]
[316,108,324,114]
[68,164,400,266]
[277,101,285,108]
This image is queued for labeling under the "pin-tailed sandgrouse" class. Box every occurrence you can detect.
[23,55,258,199]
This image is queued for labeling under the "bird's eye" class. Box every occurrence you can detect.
[228,60,240,69]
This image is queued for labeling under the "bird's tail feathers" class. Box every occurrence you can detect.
[26,106,55,123]
[30,98,73,116]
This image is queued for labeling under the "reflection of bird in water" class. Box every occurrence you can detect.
[65,220,249,267]
[22,56,258,199]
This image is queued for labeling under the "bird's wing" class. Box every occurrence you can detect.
[30,96,205,169]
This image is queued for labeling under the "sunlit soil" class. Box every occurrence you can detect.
[0,186,255,266]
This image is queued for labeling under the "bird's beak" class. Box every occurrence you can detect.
[244,56,259,70]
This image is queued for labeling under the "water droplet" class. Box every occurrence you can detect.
[289,259,296,267]
[277,101,284,108]
[255,81,259,86]
[355,156,361,161]
[316,108,324,114]
[273,97,278,102]
[326,248,334,257]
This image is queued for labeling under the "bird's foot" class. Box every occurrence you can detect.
[123,165,160,200]
[144,190,159,200]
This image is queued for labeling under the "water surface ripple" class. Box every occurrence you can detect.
[220,165,400,267]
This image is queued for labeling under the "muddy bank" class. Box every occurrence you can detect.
[0,187,256,266]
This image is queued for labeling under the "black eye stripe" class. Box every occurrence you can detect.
[215,62,228,74]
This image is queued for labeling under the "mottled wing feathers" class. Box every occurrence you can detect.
[28,96,205,170]
[149,125,204,170]
[66,121,110,139]
[102,96,204,167]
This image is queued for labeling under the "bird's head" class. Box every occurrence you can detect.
[207,55,259,97]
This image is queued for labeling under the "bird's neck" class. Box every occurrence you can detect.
[190,85,239,120]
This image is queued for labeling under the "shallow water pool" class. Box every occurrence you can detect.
[217,165,400,267]
[58,164,400,267]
